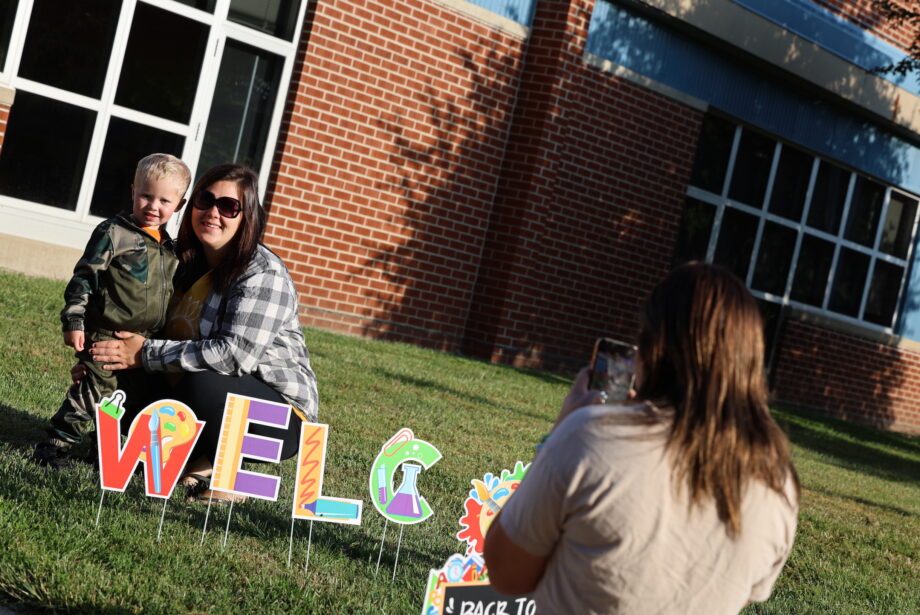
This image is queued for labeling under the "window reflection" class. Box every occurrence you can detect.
[880,193,918,259]
[229,0,300,41]
[198,39,283,174]
[17,0,121,98]
[844,176,885,248]
[0,91,95,209]
[115,3,209,124]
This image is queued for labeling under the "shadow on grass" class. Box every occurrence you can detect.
[807,485,917,518]
[0,403,48,450]
[775,406,920,486]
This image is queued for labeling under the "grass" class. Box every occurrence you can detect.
[0,268,917,614]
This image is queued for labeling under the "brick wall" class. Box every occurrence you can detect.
[463,0,702,367]
[263,0,525,350]
[772,318,920,432]
[812,0,919,53]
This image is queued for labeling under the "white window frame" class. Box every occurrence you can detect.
[0,0,307,248]
[687,121,920,334]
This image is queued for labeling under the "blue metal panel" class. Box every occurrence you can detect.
[733,0,917,96]
[462,0,536,26]
[586,1,920,195]
[586,1,920,340]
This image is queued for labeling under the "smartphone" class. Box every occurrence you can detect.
[588,337,636,403]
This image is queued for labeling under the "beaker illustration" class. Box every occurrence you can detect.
[386,463,423,518]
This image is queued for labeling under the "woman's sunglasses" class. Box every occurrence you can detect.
[193,190,242,219]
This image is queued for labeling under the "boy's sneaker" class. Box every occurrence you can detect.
[32,440,73,470]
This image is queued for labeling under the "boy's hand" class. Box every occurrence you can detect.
[64,330,85,352]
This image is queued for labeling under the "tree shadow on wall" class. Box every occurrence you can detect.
[348,44,521,350]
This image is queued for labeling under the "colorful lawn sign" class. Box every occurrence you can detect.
[96,390,204,499]
[292,422,363,524]
[211,394,291,501]
[369,428,442,525]
[420,462,532,615]
[369,428,442,579]
[457,462,529,555]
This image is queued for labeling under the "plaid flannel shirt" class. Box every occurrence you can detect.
[142,245,318,421]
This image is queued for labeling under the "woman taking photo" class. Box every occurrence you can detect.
[90,163,318,503]
[484,263,799,614]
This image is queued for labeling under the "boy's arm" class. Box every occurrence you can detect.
[61,225,115,333]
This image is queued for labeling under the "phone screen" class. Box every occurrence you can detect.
[589,337,636,403]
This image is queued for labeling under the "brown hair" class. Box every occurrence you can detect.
[635,262,799,537]
[175,163,266,292]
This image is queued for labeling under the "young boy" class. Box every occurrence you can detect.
[33,153,191,468]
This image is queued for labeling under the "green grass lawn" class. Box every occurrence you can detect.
[0,269,918,614]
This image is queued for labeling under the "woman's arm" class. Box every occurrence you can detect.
[483,512,548,595]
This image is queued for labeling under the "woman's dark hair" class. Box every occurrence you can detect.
[175,163,266,292]
[635,262,799,537]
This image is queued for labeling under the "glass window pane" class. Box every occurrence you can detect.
[727,128,774,208]
[807,161,850,234]
[672,198,715,267]
[690,115,734,194]
[751,221,797,296]
[0,0,17,71]
[713,207,759,281]
[864,260,904,327]
[229,0,300,41]
[17,0,121,98]
[828,248,869,317]
[844,176,885,247]
[198,40,284,174]
[790,234,834,307]
[175,0,216,11]
[757,298,782,367]
[767,145,812,222]
[0,91,95,209]
[90,118,186,219]
[115,3,209,124]
[880,192,918,259]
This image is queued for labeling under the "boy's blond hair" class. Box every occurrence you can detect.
[134,153,191,195]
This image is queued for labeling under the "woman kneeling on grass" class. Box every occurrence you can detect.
[89,163,318,504]
[484,262,800,615]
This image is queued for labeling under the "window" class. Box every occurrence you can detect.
[0,0,305,248]
[675,115,919,331]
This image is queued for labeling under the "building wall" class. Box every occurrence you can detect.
[773,316,920,432]
[256,0,920,431]
[263,0,527,349]
[813,0,919,51]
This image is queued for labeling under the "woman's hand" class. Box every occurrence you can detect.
[90,331,147,370]
[554,367,601,431]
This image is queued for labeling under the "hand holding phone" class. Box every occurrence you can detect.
[589,337,636,403]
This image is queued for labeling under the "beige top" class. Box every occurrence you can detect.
[499,403,798,615]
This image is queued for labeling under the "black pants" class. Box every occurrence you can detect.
[119,370,302,465]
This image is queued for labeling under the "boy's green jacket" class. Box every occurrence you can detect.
[61,212,178,336]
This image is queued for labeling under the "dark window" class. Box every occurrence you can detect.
[864,260,904,327]
[0,0,17,71]
[198,40,283,173]
[727,129,774,208]
[17,0,121,98]
[229,0,300,41]
[751,221,797,296]
[89,118,186,219]
[828,248,869,317]
[713,207,759,281]
[767,145,811,222]
[880,192,918,259]
[175,0,216,10]
[807,161,850,234]
[115,3,209,124]
[844,176,885,247]
[757,299,783,369]
[690,115,734,194]
[672,198,715,266]
[790,234,834,307]
[0,91,95,209]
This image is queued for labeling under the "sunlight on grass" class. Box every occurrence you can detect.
[0,269,917,614]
